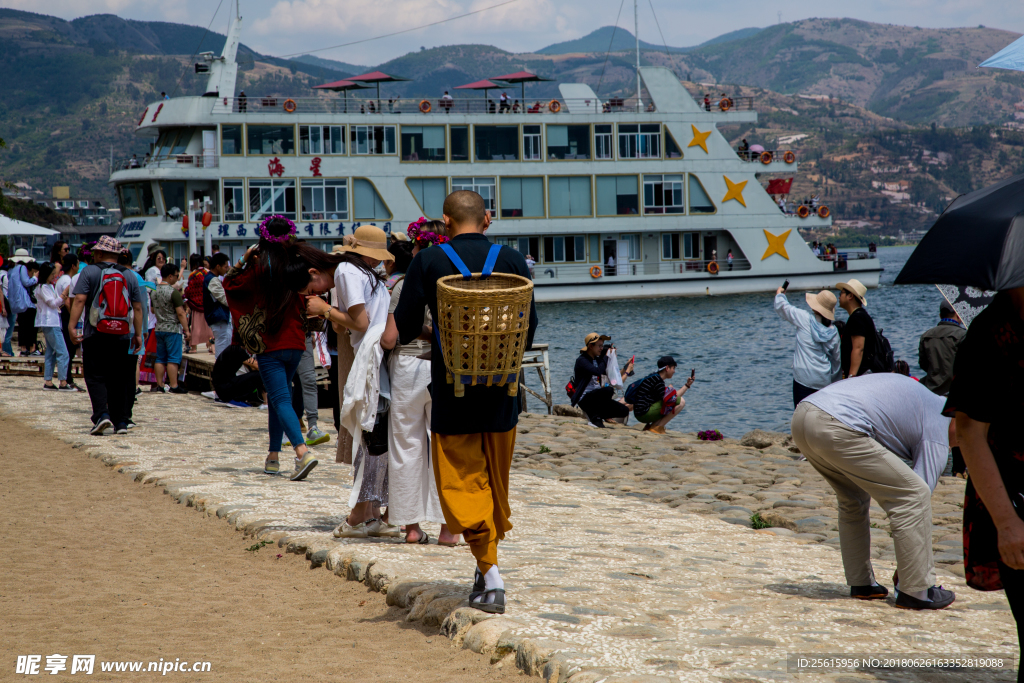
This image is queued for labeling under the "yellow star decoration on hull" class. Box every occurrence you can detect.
[688,124,711,153]
[722,176,747,207]
[762,229,792,260]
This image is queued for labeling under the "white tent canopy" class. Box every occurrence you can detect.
[0,214,59,236]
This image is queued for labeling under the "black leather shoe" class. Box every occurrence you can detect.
[850,584,888,600]
[895,586,955,610]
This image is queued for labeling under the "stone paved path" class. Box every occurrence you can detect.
[2,376,1017,683]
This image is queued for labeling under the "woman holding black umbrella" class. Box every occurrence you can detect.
[897,173,1024,668]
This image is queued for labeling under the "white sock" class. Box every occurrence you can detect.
[474,566,503,604]
[897,582,932,602]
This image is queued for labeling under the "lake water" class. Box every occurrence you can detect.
[532,246,944,436]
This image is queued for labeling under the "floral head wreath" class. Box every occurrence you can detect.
[258,215,297,244]
[406,217,449,246]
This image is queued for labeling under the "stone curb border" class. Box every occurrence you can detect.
[74,442,604,683]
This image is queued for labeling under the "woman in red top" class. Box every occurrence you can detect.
[224,216,319,481]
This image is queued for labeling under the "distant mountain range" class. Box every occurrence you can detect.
[2,8,1023,204]
[534,25,763,55]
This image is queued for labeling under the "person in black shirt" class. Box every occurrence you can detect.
[943,289,1024,651]
[394,190,538,615]
[837,279,875,378]
[571,332,634,428]
[632,356,694,434]
[212,343,264,405]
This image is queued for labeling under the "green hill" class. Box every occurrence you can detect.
[535,25,762,55]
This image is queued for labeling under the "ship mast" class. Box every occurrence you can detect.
[634,0,641,112]
[202,0,243,97]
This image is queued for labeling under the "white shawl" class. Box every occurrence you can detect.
[340,322,387,506]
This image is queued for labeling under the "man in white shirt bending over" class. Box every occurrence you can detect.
[791,373,956,610]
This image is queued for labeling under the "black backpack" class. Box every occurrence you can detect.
[624,372,657,404]
[869,326,895,373]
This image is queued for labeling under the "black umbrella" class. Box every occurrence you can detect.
[895,173,1024,291]
[935,284,995,328]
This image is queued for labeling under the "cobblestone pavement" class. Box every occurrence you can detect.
[2,376,1017,683]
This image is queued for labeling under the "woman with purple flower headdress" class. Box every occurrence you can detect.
[224,215,320,481]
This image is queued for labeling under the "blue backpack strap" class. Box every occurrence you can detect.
[481,243,502,277]
[438,243,471,279]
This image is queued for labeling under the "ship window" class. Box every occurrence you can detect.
[406,178,446,218]
[595,175,639,215]
[548,176,592,217]
[517,237,539,259]
[450,126,470,161]
[643,174,684,214]
[474,125,519,161]
[589,234,600,263]
[220,126,242,156]
[247,125,296,155]
[618,124,661,159]
[223,179,245,221]
[594,124,613,160]
[353,179,391,220]
[688,174,716,214]
[541,236,586,263]
[300,126,345,155]
[665,130,683,159]
[170,129,191,155]
[546,125,590,160]
[451,177,496,215]
[500,177,544,218]
[249,178,296,221]
[117,182,155,217]
[401,126,446,162]
[683,232,700,259]
[302,179,348,221]
[159,181,187,216]
[662,233,681,260]
[351,125,396,155]
[523,125,541,161]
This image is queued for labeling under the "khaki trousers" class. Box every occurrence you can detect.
[791,402,935,592]
[432,429,515,573]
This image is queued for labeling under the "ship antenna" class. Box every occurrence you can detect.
[634,0,641,112]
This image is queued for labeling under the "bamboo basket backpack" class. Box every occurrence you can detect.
[434,243,533,397]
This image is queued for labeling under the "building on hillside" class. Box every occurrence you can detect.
[34,193,119,248]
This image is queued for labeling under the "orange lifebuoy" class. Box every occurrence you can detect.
[783,150,796,164]
[283,99,297,113]
[719,98,732,112]
[549,100,562,113]
[760,151,773,164]
[817,205,830,218]
[707,261,719,275]
[797,205,811,218]
[419,100,431,113]
[590,265,602,278]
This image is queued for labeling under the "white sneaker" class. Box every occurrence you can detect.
[333,519,371,538]
[366,519,401,538]
[201,390,217,400]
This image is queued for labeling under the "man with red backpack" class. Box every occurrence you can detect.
[68,235,144,436]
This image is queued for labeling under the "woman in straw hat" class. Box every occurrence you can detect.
[303,225,398,538]
[774,285,841,407]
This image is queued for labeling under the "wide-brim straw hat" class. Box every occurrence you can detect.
[146,242,164,256]
[581,332,610,352]
[337,225,393,262]
[9,248,33,263]
[805,290,837,321]
[835,278,868,305]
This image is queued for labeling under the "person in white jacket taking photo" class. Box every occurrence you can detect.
[774,286,841,407]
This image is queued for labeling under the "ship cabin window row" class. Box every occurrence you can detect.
[216,123,685,162]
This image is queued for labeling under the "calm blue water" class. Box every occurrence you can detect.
[532,246,942,436]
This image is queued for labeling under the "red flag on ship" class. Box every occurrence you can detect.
[765,178,793,195]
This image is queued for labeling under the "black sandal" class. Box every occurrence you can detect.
[405,529,430,544]
[469,588,506,614]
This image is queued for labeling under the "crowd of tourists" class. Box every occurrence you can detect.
[772,276,1022,660]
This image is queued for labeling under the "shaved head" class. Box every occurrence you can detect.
[443,190,486,229]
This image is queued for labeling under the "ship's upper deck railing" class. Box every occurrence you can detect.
[115,154,219,171]
[210,96,667,116]
[736,149,797,164]
[694,96,755,112]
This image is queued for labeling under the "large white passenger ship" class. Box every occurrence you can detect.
[110,6,880,301]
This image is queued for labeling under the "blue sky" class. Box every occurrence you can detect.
[7,0,1021,65]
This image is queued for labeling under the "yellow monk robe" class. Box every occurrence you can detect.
[431,428,516,573]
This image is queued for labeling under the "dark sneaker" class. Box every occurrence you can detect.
[135,387,142,396]
[168,385,188,394]
[58,384,79,392]
[43,384,58,391]
[851,584,888,600]
[114,424,129,435]
[150,384,166,393]
[895,586,955,610]
[126,420,137,430]
[90,417,113,436]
